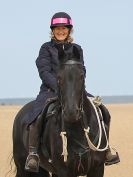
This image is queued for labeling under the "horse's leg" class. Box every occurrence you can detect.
[56,169,77,177]
[15,164,35,177]
[14,159,28,177]
[33,168,50,177]
[16,169,49,177]
[87,163,104,177]
[15,168,30,177]
[52,174,58,177]
[39,167,50,177]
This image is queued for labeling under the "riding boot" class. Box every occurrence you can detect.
[97,103,120,166]
[105,147,120,166]
[25,114,43,172]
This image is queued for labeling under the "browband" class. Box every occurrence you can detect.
[64,60,82,65]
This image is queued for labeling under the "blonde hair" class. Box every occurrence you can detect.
[50,29,74,43]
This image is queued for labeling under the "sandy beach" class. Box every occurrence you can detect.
[0,104,133,177]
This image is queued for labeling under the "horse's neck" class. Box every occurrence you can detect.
[65,121,85,143]
[65,121,83,133]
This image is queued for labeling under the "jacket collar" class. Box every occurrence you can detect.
[51,39,69,47]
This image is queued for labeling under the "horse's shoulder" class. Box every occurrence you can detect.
[22,100,35,111]
[14,100,35,123]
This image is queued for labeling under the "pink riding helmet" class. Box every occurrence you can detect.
[50,12,73,29]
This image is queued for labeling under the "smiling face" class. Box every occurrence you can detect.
[52,26,70,42]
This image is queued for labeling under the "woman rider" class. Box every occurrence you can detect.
[25,12,120,172]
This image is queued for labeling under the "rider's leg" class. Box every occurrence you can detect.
[87,95,120,165]
[99,104,120,165]
[25,114,43,172]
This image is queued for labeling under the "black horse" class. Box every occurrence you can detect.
[13,46,110,177]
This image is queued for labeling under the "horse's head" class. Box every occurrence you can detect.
[57,45,85,123]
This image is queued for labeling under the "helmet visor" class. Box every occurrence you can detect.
[52,18,72,25]
[51,17,73,29]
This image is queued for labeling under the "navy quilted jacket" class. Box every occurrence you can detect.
[28,39,92,123]
[36,39,86,93]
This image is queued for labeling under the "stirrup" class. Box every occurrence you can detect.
[105,149,120,166]
[25,152,40,172]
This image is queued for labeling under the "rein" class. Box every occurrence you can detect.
[84,97,109,152]
[60,98,109,162]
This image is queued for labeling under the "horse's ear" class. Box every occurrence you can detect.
[73,46,80,61]
[57,44,65,61]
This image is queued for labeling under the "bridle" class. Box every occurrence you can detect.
[58,60,84,120]
[57,60,109,163]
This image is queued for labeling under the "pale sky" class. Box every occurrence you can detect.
[0,0,133,98]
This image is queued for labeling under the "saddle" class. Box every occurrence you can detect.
[40,97,58,121]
